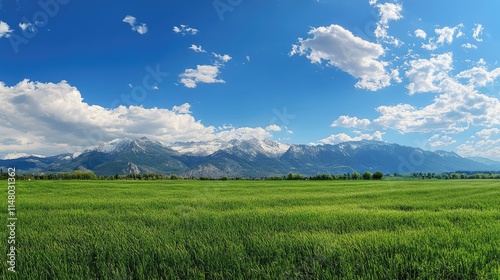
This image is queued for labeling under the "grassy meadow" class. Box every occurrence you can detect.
[2,179,500,279]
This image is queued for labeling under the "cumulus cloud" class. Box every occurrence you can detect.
[476,128,499,139]
[461,43,477,49]
[435,26,459,45]
[373,78,500,133]
[458,128,500,160]
[189,44,206,53]
[414,29,427,39]
[19,22,34,32]
[290,24,393,91]
[122,15,148,35]
[179,48,231,88]
[179,65,225,88]
[266,124,282,132]
[472,24,484,42]
[405,52,453,94]
[172,103,191,114]
[319,131,383,145]
[373,2,403,39]
[421,24,463,50]
[456,66,500,87]
[173,24,198,35]
[216,127,272,142]
[335,53,500,135]
[428,134,456,147]
[213,52,232,63]
[0,80,275,156]
[0,21,13,38]
[331,116,371,128]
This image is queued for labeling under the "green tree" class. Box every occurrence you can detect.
[362,171,372,180]
[72,170,84,180]
[351,172,361,180]
[372,171,384,180]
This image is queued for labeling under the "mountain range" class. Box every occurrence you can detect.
[1,137,499,177]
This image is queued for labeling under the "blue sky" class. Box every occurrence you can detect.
[0,0,499,160]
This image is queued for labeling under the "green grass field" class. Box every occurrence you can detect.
[2,179,500,279]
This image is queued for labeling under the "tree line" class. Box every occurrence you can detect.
[1,168,499,181]
[272,171,385,181]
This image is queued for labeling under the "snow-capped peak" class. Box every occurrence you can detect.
[89,138,134,154]
[256,138,290,156]
[2,152,47,160]
[170,138,290,157]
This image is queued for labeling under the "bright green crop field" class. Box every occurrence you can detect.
[2,179,500,279]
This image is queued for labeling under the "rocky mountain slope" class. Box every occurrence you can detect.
[1,137,497,177]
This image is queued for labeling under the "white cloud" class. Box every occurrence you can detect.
[0,21,13,38]
[216,127,272,142]
[246,56,251,62]
[421,25,462,50]
[421,42,438,51]
[266,124,281,132]
[472,24,484,42]
[179,65,225,88]
[152,85,159,90]
[428,134,456,147]
[189,44,206,53]
[461,43,477,49]
[213,52,232,63]
[405,52,453,94]
[476,128,499,140]
[172,103,191,114]
[457,130,500,160]
[414,29,427,39]
[373,2,403,39]
[0,80,214,155]
[134,24,148,35]
[373,78,500,133]
[435,26,458,45]
[19,22,34,32]
[122,15,136,26]
[290,24,393,91]
[338,55,500,134]
[331,116,371,128]
[0,80,277,157]
[319,131,383,145]
[456,66,500,87]
[122,15,148,35]
[173,24,198,35]
[391,69,403,83]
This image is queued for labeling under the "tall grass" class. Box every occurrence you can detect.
[2,180,500,279]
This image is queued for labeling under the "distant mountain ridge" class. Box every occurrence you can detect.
[1,137,498,177]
